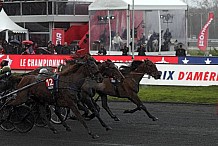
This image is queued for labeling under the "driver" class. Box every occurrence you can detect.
[39,68,49,74]
[0,60,11,80]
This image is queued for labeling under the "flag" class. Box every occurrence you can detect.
[52,28,65,45]
[197,12,214,51]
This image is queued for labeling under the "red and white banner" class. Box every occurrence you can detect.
[0,55,72,70]
[52,28,65,45]
[0,54,178,70]
[197,12,214,51]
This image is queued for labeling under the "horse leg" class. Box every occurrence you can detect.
[38,104,58,134]
[69,102,99,139]
[82,94,112,131]
[69,101,89,120]
[123,106,140,113]
[101,94,120,121]
[84,97,101,120]
[124,94,158,121]
[78,101,90,117]
[54,106,71,131]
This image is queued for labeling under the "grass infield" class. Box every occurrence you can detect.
[109,85,218,104]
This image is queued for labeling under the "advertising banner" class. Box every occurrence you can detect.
[140,64,218,86]
[197,12,214,51]
[52,28,65,45]
[1,54,218,86]
[0,55,71,70]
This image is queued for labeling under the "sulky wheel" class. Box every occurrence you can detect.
[34,105,51,127]
[0,120,15,132]
[0,105,15,132]
[50,105,69,124]
[10,105,35,133]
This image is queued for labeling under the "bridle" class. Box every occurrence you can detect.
[83,60,102,82]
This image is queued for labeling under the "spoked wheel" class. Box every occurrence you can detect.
[50,105,69,124]
[10,105,35,133]
[0,120,15,131]
[34,105,51,127]
[0,106,15,132]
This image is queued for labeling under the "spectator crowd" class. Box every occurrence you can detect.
[0,39,81,55]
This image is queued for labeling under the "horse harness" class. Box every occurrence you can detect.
[36,73,59,104]
[109,77,122,96]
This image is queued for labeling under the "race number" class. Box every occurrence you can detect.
[45,78,54,90]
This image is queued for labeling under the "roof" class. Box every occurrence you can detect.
[89,0,188,11]
[0,9,28,33]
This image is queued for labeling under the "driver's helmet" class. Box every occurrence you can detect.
[0,60,9,68]
[39,68,49,74]
[1,66,11,73]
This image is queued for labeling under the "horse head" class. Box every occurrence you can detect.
[83,59,103,83]
[99,59,125,81]
[143,59,161,79]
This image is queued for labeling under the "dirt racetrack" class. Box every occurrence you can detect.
[0,101,217,146]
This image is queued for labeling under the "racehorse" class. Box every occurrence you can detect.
[78,59,125,119]
[59,59,124,125]
[3,57,103,138]
[94,59,161,121]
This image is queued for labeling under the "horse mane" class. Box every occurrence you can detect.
[66,53,96,65]
[119,60,143,75]
[59,63,81,76]
[9,75,23,83]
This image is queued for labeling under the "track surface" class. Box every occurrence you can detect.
[0,102,218,146]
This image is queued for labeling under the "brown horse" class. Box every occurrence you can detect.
[95,59,161,121]
[58,59,124,127]
[5,58,103,138]
[77,59,125,120]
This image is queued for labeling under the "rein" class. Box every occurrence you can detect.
[129,72,144,75]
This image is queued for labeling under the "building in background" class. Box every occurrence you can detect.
[1,0,94,47]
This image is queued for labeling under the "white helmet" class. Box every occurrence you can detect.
[39,68,49,74]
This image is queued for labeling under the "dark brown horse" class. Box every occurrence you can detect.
[5,58,103,138]
[77,59,125,119]
[58,59,124,127]
[95,59,161,121]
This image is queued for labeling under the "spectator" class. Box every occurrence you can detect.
[98,45,107,55]
[163,28,172,50]
[74,45,81,52]
[175,44,186,56]
[138,33,146,46]
[62,42,70,54]
[0,60,11,80]
[174,40,179,51]
[163,28,172,43]
[22,44,35,54]
[137,44,146,56]
[120,45,128,56]
[33,43,39,53]
[55,41,62,54]
[113,33,123,51]
[2,40,8,54]
[47,42,56,54]
[0,45,4,54]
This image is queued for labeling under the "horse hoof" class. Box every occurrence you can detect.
[66,127,71,132]
[152,117,158,121]
[92,134,100,139]
[84,115,95,121]
[114,117,120,121]
[106,126,112,131]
